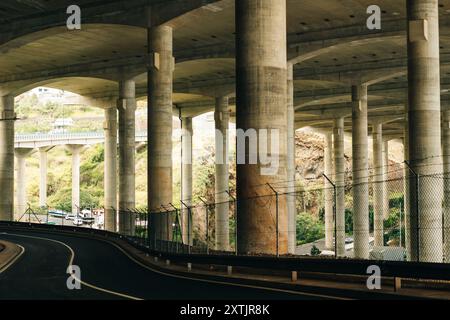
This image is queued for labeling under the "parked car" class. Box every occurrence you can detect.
[65,214,76,220]
[73,217,83,226]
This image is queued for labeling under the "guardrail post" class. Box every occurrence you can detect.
[227,266,233,275]
[394,277,402,292]
[291,271,298,282]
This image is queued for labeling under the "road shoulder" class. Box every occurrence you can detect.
[0,240,24,273]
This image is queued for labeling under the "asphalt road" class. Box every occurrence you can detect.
[0,230,330,300]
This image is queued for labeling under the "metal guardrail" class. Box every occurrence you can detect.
[1,220,450,282]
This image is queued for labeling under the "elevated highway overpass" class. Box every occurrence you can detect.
[0,1,450,301]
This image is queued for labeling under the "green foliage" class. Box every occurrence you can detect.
[296,212,325,245]
[48,188,100,213]
[310,245,321,256]
[344,207,374,234]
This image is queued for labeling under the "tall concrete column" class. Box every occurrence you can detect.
[15,148,34,218]
[148,26,174,241]
[383,140,390,220]
[324,132,334,250]
[118,80,136,235]
[403,116,412,259]
[236,0,288,255]
[287,63,296,254]
[407,0,443,262]
[0,96,15,221]
[215,97,230,250]
[104,107,118,232]
[372,122,384,247]
[66,145,84,215]
[352,84,369,259]
[38,147,51,208]
[181,117,193,245]
[443,110,450,262]
[333,117,346,256]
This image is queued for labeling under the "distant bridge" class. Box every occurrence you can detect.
[14,131,148,149]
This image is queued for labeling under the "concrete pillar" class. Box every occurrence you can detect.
[383,140,390,220]
[352,84,369,259]
[407,0,443,262]
[0,96,15,221]
[236,0,288,255]
[66,145,84,215]
[403,116,411,259]
[148,26,174,241]
[324,132,334,250]
[15,148,34,217]
[38,147,51,208]
[443,110,450,262]
[104,107,118,232]
[215,97,230,250]
[287,63,296,254]
[181,117,193,245]
[333,117,346,256]
[118,80,136,235]
[372,122,384,247]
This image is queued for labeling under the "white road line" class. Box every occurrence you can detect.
[0,233,143,300]
[0,244,25,274]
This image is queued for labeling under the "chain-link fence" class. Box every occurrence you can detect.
[122,168,449,263]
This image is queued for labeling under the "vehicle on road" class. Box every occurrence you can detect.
[48,210,66,218]
[73,217,83,226]
[65,214,76,220]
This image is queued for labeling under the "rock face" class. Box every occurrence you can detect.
[294,131,352,187]
[295,130,403,188]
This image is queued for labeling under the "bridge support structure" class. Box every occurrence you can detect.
[373,122,384,247]
[0,96,15,221]
[181,116,193,245]
[148,25,174,242]
[407,0,443,262]
[38,147,53,208]
[15,148,35,218]
[104,107,118,232]
[118,80,136,236]
[214,96,230,251]
[66,145,85,216]
[352,84,369,259]
[236,0,288,255]
[333,117,346,257]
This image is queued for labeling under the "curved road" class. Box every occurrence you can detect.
[0,230,331,300]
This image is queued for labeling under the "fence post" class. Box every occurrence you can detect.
[226,190,237,256]
[180,200,191,254]
[169,203,179,253]
[323,174,337,259]
[267,183,279,258]
[405,161,420,262]
[199,197,209,255]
